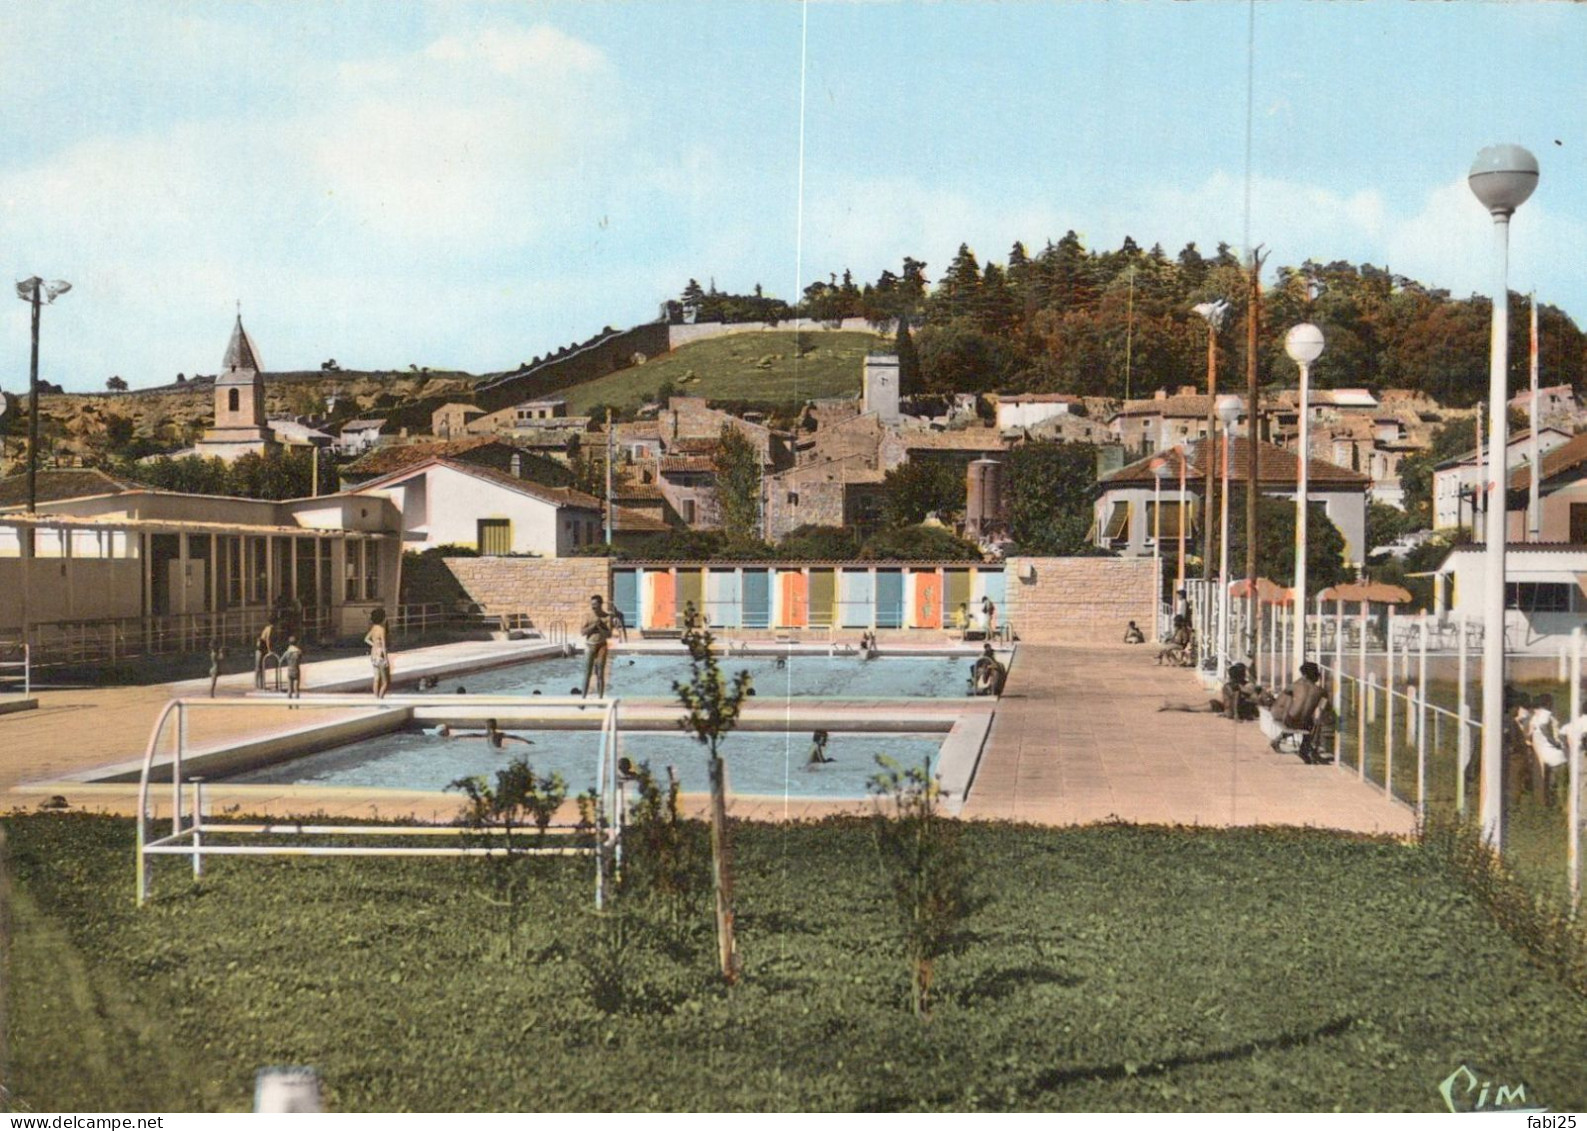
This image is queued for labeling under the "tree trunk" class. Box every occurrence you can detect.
[707,753,738,983]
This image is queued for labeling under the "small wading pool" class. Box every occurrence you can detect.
[415,651,980,700]
[227,728,945,799]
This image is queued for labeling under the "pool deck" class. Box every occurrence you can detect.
[962,642,1417,836]
[3,636,1413,837]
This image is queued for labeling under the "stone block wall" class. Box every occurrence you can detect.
[1003,556,1158,643]
[441,557,612,632]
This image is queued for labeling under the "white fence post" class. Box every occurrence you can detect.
[1361,673,1374,784]
[1458,703,1472,817]
[1417,616,1429,820]
[1570,626,1582,915]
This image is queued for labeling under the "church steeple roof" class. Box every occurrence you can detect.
[222,315,261,373]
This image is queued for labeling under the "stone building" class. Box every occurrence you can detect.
[194,316,278,461]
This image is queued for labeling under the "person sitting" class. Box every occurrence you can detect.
[969,644,1006,696]
[1215,662,1258,720]
[1269,661,1329,761]
[1156,616,1192,666]
[1123,620,1146,645]
[1525,693,1567,804]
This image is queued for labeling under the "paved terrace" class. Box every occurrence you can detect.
[5,637,1414,836]
[963,642,1417,835]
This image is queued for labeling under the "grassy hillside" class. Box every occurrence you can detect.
[561,329,885,415]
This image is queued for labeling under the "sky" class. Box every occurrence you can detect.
[1,0,1584,393]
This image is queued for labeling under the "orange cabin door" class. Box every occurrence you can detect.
[779,571,808,627]
[914,570,942,628]
[648,571,676,629]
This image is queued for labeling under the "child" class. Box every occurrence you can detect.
[208,640,224,698]
[282,635,303,700]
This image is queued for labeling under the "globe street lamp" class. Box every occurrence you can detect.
[1285,322,1325,678]
[1469,143,1539,852]
[1152,459,1169,636]
[1217,394,1242,679]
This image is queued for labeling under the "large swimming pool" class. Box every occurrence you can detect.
[228,728,945,799]
[424,651,979,699]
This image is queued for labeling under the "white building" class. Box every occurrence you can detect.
[1433,542,1587,655]
[994,393,1080,431]
[351,457,604,557]
[1431,426,1570,532]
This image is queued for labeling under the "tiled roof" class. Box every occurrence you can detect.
[613,506,672,533]
[659,455,716,474]
[0,467,144,509]
[342,436,505,478]
[1101,436,1368,489]
[1112,394,1217,419]
[898,428,1007,451]
[1508,429,1587,491]
[996,393,1080,404]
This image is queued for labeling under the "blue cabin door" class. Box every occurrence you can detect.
[839,569,873,628]
[741,569,770,629]
[612,569,639,631]
[875,569,904,629]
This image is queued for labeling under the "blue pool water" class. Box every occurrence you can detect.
[229,729,945,799]
[424,651,976,700]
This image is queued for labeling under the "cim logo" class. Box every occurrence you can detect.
[1439,1064,1547,1114]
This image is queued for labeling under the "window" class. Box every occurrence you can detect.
[681,499,696,524]
[1506,582,1571,613]
[1571,503,1587,544]
[478,519,512,556]
[787,491,799,505]
[228,388,239,413]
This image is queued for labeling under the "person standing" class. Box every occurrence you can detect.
[364,608,391,699]
[208,640,224,699]
[282,636,304,700]
[254,617,276,691]
[581,594,624,699]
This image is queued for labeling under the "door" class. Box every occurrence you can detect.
[742,569,770,629]
[677,568,704,628]
[913,568,943,629]
[706,569,741,627]
[875,569,904,629]
[648,570,675,630]
[945,569,972,628]
[778,570,808,627]
[612,569,639,631]
[839,569,872,628]
[808,569,835,627]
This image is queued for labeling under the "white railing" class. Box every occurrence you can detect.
[134,695,624,910]
[0,644,29,698]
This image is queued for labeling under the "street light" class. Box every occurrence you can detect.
[1469,143,1539,852]
[1152,459,1169,636]
[1285,322,1325,678]
[14,277,72,515]
[1217,394,1242,679]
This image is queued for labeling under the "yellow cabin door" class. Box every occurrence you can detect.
[648,571,676,629]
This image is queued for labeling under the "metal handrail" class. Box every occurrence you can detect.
[0,644,29,698]
[134,695,623,909]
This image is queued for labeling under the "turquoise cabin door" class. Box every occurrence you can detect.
[706,569,742,627]
[612,569,639,630]
[875,569,904,628]
[741,569,770,629]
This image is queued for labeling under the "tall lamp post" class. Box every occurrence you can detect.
[1152,459,1169,636]
[1193,300,1230,586]
[1216,395,1242,679]
[1285,322,1325,677]
[14,277,72,514]
[1175,446,1188,611]
[1469,143,1538,852]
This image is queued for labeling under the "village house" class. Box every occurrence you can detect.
[1092,435,1370,567]
[337,436,574,492]
[992,392,1081,431]
[431,402,483,439]
[1107,388,1218,456]
[1431,426,1570,533]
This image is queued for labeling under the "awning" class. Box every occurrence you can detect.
[1103,501,1130,539]
[1316,582,1412,605]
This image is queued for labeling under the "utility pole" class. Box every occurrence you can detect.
[604,407,614,545]
[1123,265,1136,401]
[1245,249,1266,662]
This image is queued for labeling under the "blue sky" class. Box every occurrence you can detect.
[2,1,1583,392]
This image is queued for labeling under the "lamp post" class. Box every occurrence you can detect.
[1175,446,1188,609]
[1469,143,1539,852]
[14,277,72,514]
[1152,459,1169,636]
[1285,322,1325,678]
[1217,395,1241,679]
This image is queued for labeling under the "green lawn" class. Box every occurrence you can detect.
[5,815,1586,1112]
[560,330,885,416]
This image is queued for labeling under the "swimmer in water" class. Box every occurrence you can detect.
[450,718,532,749]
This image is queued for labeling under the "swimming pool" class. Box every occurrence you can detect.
[227,727,945,799]
[420,651,980,700]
